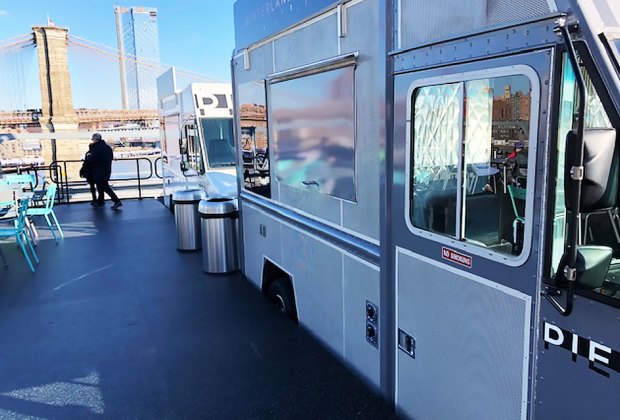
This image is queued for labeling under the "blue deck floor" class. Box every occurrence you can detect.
[0,199,394,419]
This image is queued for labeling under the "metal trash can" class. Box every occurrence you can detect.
[172,188,204,251]
[199,197,239,273]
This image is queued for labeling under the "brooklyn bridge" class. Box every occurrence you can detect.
[0,25,218,164]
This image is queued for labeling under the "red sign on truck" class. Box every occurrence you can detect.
[441,246,472,268]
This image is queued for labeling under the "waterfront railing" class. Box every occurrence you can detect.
[2,156,163,204]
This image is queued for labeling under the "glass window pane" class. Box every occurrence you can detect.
[182,122,204,174]
[411,83,461,237]
[238,81,270,197]
[270,66,356,201]
[201,118,235,168]
[463,76,531,256]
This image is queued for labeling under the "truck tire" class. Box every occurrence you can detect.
[267,278,298,322]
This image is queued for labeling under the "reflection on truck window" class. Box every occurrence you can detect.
[411,74,533,257]
[550,54,620,301]
[238,80,270,198]
[270,66,356,202]
[200,118,235,168]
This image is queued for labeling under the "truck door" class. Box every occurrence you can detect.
[535,49,620,418]
[391,49,553,419]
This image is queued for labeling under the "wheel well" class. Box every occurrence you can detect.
[261,260,291,295]
[262,260,298,323]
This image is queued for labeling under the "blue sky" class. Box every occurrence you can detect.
[0,1,236,110]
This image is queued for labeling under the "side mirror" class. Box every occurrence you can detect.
[565,128,617,212]
[180,161,188,173]
[574,245,613,289]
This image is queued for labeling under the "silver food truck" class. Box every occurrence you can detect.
[157,68,237,208]
[231,0,620,418]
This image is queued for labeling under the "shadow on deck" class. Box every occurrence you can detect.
[0,199,394,419]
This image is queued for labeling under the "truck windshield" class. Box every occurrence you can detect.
[200,118,235,168]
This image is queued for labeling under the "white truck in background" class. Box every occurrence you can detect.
[156,67,236,209]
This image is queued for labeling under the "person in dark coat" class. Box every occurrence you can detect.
[80,143,97,205]
[87,133,122,209]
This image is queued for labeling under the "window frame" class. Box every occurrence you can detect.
[404,64,541,267]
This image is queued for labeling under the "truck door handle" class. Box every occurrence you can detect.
[398,329,416,358]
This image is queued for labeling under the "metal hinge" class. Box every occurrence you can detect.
[554,16,580,35]
[570,166,584,181]
[564,266,577,281]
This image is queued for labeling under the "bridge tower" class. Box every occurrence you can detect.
[33,26,80,164]
[33,26,77,130]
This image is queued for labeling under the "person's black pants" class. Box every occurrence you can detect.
[86,178,97,202]
[95,180,120,205]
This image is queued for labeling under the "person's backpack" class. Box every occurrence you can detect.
[79,154,92,179]
[79,162,88,178]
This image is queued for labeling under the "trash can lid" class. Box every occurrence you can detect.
[173,188,204,203]
[199,197,238,215]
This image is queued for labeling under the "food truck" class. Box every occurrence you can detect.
[232,0,620,418]
[157,68,236,208]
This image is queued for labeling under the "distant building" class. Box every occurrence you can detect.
[0,138,42,161]
[115,5,161,110]
[493,85,531,122]
[491,85,531,143]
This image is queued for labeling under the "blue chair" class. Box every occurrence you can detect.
[0,200,39,273]
[26,183,64,243]
[508,185,527,250]
[5,173,35,190]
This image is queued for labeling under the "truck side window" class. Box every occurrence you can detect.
[550,54,620,300]
[182,122,205,174]
[270,66,356,202]
[238,80,270,198]
[411,74,533,257]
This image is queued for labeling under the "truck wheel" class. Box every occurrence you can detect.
[267,278,297,322]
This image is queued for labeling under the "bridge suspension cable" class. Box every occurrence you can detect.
[0,33,35,54]
[0,33,37,112]
[66,33,223,83]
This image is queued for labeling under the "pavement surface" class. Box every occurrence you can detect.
[0,199,395,419]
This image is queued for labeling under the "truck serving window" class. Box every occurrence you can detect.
[550,53,620,301]
[270,66,356,202]
[238,80,270,198]
[411,74,533,257]
[200,118,235,168]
